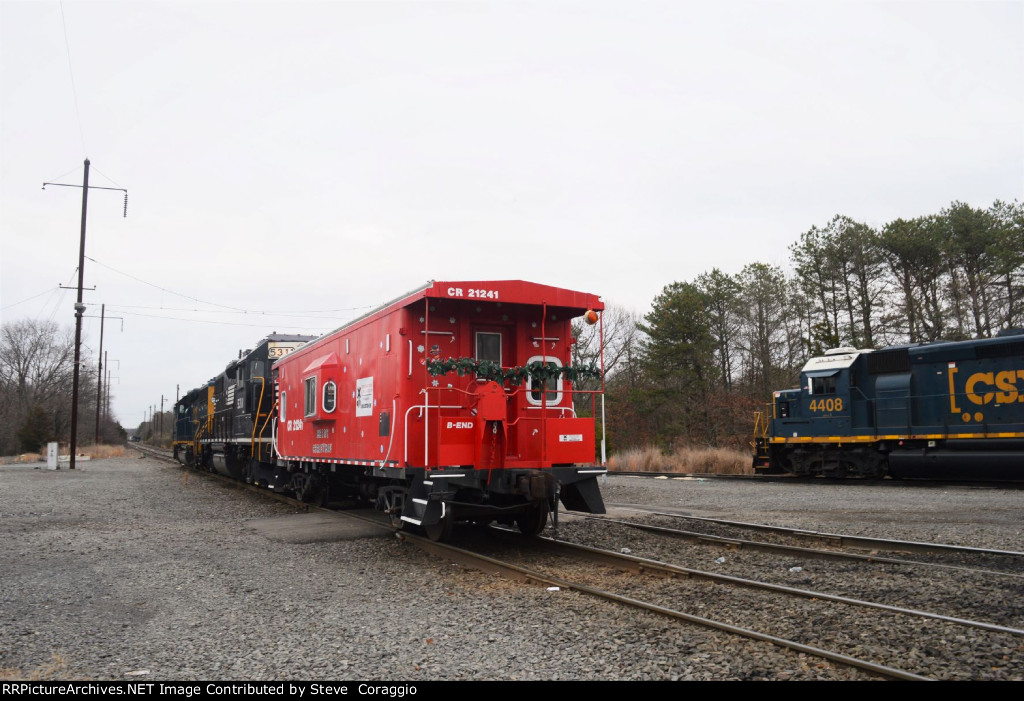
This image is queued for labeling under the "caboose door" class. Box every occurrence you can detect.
[473,326,516,458]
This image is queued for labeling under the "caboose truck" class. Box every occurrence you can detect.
[175,281,608,541]
[752,328,1024,480]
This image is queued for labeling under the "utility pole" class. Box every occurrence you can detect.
[104,356,118,428]
[43,159,127,470]
[104,352,110,425]
[69,159,89,470]
[94,304,104,443]
[89,306,122,444]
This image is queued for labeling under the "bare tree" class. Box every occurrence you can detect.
[0,319,108,453]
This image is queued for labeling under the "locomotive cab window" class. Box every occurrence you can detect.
[808,372,838,395]
[304,377,317,417]
[322,381,337,413]
[280,392,286,422]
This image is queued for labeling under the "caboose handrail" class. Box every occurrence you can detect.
[404,401,465,466]
[378,397,398,467]
[523,405,577,417]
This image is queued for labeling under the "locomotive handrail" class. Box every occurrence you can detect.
[848,385,870,401]
[753,410,768,440]
[751,409,769,458]
[251,376,266,459]
[190,418,206,463]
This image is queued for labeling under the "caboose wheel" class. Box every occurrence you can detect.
[377,488,406,529]
[295,474,317,503]
[515,502,549,537]
[317,478,331,507]
[423,511,454,542]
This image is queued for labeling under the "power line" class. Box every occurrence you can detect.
[0,286,62,312]
[89,165,124,190]
[105,303,363,320]
[43,165,82,185]
[43,269,80,325]
[86,255,377,316]
[112,309,334,332]
[58,1,87,157]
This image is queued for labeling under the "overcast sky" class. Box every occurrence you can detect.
[2,0,1022,430]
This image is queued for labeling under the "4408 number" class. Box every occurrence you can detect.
[809,397,844,413]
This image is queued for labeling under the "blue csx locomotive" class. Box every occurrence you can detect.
[753,329,1024,479]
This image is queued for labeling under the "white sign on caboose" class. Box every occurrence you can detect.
[356,376,373,417]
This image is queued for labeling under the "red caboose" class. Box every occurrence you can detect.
[272,280,607,539]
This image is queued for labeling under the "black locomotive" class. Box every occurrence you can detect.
[753,329,1024,479]
[173,334,315,485]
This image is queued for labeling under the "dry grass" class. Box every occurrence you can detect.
[609,445,753,475]
[0,654,68,680]
[84,444,126,459]
[9,452,43,463]
[2,444,126,464]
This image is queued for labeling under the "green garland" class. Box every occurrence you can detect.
[426,357,602,385]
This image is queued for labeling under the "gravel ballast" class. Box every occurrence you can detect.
[1,455,1021,681]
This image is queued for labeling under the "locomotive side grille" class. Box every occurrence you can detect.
[976,340,1024,359]
[866,349,910,374]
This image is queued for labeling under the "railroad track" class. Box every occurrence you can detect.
[556,510,1024,633]
[435,525,1023,680]
[137,443,1023,680]
[583,510,1024,578]
[609,471,1024,488]
[401,527,936,680]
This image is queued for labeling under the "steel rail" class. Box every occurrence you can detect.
[607,505,1024,558]
[138,445,997,678]
[583,515,1024,580]
[398,530,931,681]
[523,535,1024,638]
[607,472,1024,488]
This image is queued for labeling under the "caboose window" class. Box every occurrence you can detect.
[304,376,317,416]
[322,381,336,413]
[280,392,287,422]
[526,356,563,406]
[475,332,502,366]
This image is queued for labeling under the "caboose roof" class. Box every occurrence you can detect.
[423,280,604,311]
[280,280,604,363]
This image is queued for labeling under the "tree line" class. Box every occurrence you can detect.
[0,319,124,454]
[3,199,1019,458]
[573,199,1023,453]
